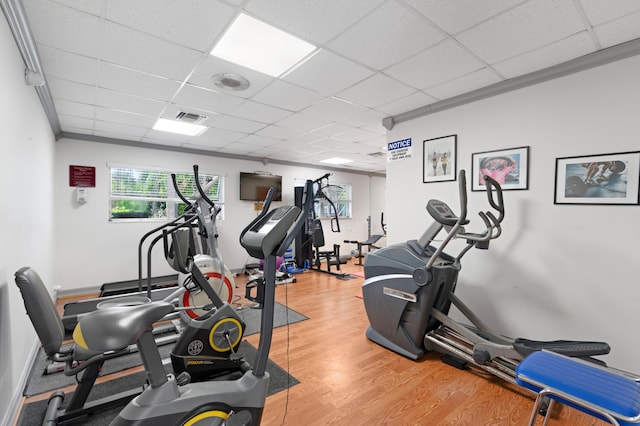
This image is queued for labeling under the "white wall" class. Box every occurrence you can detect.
[386,55,640,371]
[54,138,385,290]
[0,16,56,424]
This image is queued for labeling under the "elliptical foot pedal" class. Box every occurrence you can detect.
[442,354,468,370]
[226,410,252,426]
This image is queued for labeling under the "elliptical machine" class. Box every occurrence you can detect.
[362,170,610,385]
[175,165,236,316]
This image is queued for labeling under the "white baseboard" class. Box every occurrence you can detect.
[3,339,39,426]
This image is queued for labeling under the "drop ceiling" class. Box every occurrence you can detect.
[11,0,640,175]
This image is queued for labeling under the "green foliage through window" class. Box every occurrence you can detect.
[110,167,223,221]
[315,183,352,219]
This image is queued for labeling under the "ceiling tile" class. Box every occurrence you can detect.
[173,84,245,115]
[339,109,387,129]
[252,80,325,112]
[312,123,353,138]
[100,21,203,81]
[249,145,284,157]
[275,113,330,132]
[283,132,326,145]
[95,88,166,116]
[244,0,385,45]
[95,107,157,128]
[98,62,181,102]
[188,55,275,99]
[58,115,94,131]
[283,49,374,96]
[406,0,525,34]
[93,120,148,138]
[210,115,267,134]
[337,73,415,108]
[144,129,194,143]
[301,97,368,123]
[199,126,247,143]
[593,13,640,49]
[23,0,102,57]
[425,68,502,100]
[455,0,586,64]
[53,99,94,118]
[328,1,445,70]
[254,125,302,140]
[386,39,487,90]
[47,77,95,104]
[493,32,596,78]
[217,142,258,155]
[578,0,640,26]
[308,137,346,150]
[375,91,437,115]
[334,127,380,143]
[105,0,235,52]
[228,100,292,123]
[186,134,234,149]
[37,45,97,85]
[239,134,282,147]
[46,0,103,16]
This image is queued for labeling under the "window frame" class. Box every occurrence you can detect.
[314,182,352,220]
[109,166,224,222]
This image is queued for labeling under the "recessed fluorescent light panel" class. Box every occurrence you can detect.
[320,157,354,165]
[211,14,316,77]
[153,118,206,136]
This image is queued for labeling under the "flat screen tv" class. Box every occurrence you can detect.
[239,172,282,201]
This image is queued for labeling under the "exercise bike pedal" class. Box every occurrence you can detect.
[441,354,468,370]
[176,371,191,386]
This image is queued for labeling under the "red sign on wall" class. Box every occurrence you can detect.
[69,165,96,187]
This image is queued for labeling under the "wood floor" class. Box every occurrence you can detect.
[18,259,606,425]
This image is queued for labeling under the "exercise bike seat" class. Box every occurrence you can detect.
[513,338,611,358]
[73,301,174,353]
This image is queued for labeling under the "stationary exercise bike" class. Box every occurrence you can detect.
[73,181,313,425]
[362,170,610,386]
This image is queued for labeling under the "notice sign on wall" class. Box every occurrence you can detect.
[69,165,96,187]
[387,138,412,162]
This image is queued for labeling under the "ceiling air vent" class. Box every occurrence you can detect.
[175,111,208,124]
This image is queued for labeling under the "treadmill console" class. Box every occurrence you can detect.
[240,205,301,259]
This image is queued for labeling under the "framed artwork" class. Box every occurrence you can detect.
[471,146,530,191]
[554,151,640,205]
[423,135,457,183]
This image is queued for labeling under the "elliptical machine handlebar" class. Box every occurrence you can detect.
[482,174,505,224]
[193,164,218,211]
[424,170,506,271]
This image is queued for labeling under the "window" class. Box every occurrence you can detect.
[315,182,352,219]
[110,167,223,221]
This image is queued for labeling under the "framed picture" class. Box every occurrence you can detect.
[471,146,530,191]
[423,135,457,183]
[554,151,640,205]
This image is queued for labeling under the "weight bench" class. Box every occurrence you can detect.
[343,234,384,266]
[515,350,640,425]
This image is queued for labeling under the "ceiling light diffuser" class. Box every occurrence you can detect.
[211,14,316,77]
[320,157,354,165]
[153,118,206,136]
